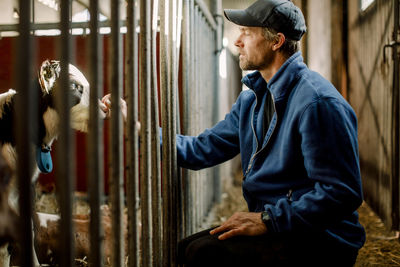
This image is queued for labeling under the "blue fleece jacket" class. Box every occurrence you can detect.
[176,52,366,250]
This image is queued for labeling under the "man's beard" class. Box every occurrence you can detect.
[239,49,274,71]
[239,59,264,70]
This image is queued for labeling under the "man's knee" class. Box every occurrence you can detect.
[178,234,229,266]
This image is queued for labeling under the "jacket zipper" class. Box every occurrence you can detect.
[245,93,277,175]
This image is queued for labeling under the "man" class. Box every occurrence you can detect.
[103,0,365,265]
[174,0,365,266]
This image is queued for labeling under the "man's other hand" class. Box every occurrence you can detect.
[209,212,267,240]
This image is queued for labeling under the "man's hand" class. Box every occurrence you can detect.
[210,212,267,240]
[101,94,127,122]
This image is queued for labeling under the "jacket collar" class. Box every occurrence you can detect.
[242,52,306,101]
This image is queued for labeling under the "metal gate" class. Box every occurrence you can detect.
[347,0,400,230]
[2,0,224,266]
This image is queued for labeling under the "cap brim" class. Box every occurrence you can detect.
[224,9,264,27]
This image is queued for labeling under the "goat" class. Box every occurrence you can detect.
[0,59,106,266]
[0,152,18,247]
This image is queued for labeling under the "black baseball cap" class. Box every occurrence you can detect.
[224,0,306,41]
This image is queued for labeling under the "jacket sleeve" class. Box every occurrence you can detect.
[175,96,242,170]
[265,97,363,233]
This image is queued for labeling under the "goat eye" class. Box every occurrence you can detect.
[77,85,83,94]
[71,83,84,95]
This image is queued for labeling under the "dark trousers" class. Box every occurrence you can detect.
[177,227,359,267]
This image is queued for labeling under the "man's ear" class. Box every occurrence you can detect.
[272,33,286,51]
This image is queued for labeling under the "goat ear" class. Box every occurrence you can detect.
[38,60,61,95]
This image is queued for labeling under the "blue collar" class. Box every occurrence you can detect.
[36,144,53,173]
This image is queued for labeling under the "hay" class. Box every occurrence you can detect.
[34,184,400,266]
[355,202,400,267]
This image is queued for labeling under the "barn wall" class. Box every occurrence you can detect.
[347,0,395,228]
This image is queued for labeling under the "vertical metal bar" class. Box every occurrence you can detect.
[88,0,105,266]
[197,12,202,229]
[190,4,196,233]
[15,0,34,266]
[140,0,153,265]
[198,7,202,232]
[175,0,184,241]
[205,22,209,215]
[212,0,222,205]
[151,0,162,265]
[200,15,204,224]
[160,0,172,265]
[190,0,196,235]
[190,1,196,233]
[194,6,200,231]
[57,1,75,266]
[110,0,124,265]
[201,12,205,224]
[126,1,140,267]
[169,0,178,264]
[181,0,191,237]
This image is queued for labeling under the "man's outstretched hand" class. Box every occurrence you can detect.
[210,212,267,240]
[101,94,127,122]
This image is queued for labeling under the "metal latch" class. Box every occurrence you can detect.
[383,41,400,63]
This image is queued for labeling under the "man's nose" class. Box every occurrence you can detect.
[234,37,243,48]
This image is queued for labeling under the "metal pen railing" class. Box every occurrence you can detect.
[12,0,223,266]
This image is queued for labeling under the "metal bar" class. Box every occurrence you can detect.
[151,0,162,265]
[211,0,222,205]
[57,1,75,266]
[110,0,124,265]
[194,6,200,231]
[191,0,196,234]
[203,22,208,216]
[160,0,172,265]
[88,0,105,266]
[0,21,128,32]
[140,0,153,265]
[199,14,205,227]
[175,0,184,241]
[126,1,140,267]
[169,0,178,263]
[15,0,34,265]
[194,0,217,30]
[210,0,223,206]
[181,0,190,237]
